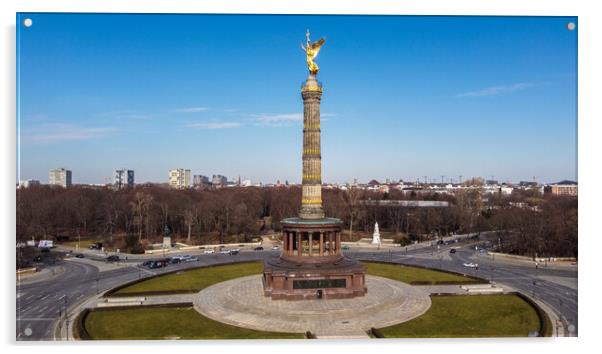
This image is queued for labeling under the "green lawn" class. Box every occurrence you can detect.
[114,261,480,296]
[113,262,263,296]
[363,262,483,285]
[84,306,302,340]
[100,261,543,339]
[378,294,541,338]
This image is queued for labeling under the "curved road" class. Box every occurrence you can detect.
[350,242,578,336]
[16,242,577,340]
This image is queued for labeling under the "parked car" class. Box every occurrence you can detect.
[271,246,279,250]
[89,242,103,250]
[203,249,215,254]
[463,262,478,268]
[75,253,85,258]
[33,255,42,262]
[178,255,198,262]
[148,260,168,269]
[169,257,181,264]
[220,249,231,255]
[254,246,264,251]
[449,248,456,254]
[141,260,153,267]
[341,245,350,250]
[230,249,240,255]
[106,255,120,262]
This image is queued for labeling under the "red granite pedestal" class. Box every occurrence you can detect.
[262,217,367,300]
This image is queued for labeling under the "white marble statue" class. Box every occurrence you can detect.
[372,222,381,245]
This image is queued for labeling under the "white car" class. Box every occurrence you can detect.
[179,255,198,262]
[271,246,279,250]
[203,249,215,254]
[220,249,231,255]
[463,262,479,268]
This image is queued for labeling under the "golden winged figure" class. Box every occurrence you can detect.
[300,29,325,75]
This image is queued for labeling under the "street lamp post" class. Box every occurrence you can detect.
[63,295,68,340]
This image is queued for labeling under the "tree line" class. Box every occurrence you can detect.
[16,185,577,257]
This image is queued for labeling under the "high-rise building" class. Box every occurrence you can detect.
[169,169,192,189]
[49,168,72,188]
[114,169,135,189]
[193,174,210,186]
[212,174,227,187]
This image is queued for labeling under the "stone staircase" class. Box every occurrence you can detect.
[315,329,371,339]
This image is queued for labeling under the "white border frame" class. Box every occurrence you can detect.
[2,1,599,354]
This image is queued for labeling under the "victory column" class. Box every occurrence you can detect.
[262,30,367,300]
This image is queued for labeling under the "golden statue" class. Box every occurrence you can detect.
[300,29,325,75]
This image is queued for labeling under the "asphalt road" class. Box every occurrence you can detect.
[16,240,577,340]
[348,240,578,336]
[16,250,275,341]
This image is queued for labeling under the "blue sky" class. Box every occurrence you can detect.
[17,14,577,185]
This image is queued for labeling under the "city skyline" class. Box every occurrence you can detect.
[17,14,578,185]
[20,166,574,186]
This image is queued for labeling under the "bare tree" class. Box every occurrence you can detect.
[130,192,153,242]
[182,206,196,243]
[341,187,362,239]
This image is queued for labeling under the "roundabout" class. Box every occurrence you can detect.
[194,274,431,337]
[72,260,549,339]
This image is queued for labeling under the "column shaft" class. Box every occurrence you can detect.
[319,232,324,256]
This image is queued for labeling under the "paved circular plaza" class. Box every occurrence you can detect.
[193,275,431,337]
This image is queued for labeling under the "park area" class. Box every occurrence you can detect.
[363,262,484,285]
[110,261,481,297]
[82,261,546,339]
[82,306,302,340]
[110,262,263,296]
[377,294,542,337]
